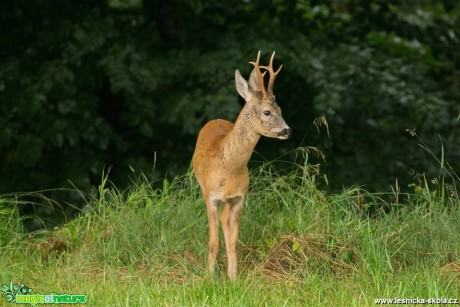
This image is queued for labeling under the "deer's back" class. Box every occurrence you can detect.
[193,119,232,172]
[193,119,238,189]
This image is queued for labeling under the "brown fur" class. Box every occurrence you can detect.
[192,52,290,280]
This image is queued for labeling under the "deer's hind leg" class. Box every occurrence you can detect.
[205,196,220,275]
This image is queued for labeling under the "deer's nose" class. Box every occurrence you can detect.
[277,127,292,138]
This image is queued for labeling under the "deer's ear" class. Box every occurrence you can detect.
[248,68,262,93]
[235,69,252,101]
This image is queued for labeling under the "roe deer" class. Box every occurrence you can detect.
[192,51,291,280]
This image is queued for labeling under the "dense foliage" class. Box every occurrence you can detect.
[1,0,459,198]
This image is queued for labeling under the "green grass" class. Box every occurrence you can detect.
[0,155,459,306]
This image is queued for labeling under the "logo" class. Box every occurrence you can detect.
[1,281,86,305]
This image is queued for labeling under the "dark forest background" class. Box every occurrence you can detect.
[1,0,459,222]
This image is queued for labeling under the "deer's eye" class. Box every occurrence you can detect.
[263,110,271,116]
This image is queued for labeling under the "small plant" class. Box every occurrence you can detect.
[405,128,459,207]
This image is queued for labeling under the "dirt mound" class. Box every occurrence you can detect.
[259,234,358,280]
[440,261,460,274]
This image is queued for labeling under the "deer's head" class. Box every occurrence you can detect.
[235,51,291,140]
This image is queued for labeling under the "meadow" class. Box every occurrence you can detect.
[1,148,459,306]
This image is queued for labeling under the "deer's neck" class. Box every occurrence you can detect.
[221,105,260,169]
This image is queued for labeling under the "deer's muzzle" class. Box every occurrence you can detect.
[277,127,292,139]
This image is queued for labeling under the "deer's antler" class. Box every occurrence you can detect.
[260,51,282,96]
[249,50,269,99]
